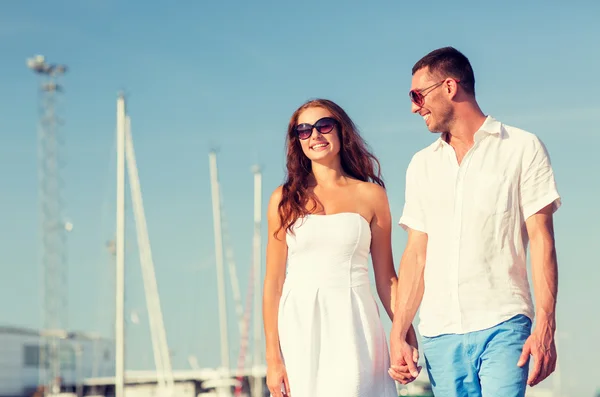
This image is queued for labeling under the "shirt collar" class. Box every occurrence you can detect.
[433,115,502,151]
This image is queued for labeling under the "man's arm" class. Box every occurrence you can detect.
[517,203,558,386]
[388,228,427,383]
[392,228,427,340]
[388,154,428,384]
[394,153,428,336]
[516,134,561,387]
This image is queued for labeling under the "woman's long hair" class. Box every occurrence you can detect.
[276,99,384,237]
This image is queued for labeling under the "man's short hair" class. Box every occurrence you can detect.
[412,47,476,96]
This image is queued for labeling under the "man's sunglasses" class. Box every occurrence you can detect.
[409,79,460,107]
[294,117,338,140]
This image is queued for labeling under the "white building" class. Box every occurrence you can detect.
[0,326,114,397]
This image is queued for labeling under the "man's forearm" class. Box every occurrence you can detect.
[392,248,426,338]
[530,232,558,331]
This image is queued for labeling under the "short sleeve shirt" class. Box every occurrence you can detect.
[399,116,561,337]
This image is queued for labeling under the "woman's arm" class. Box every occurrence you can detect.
[368,183,418,347]
[263,186,289,365]
[367,183,397,320]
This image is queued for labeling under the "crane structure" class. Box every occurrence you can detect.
[27,54,70,396]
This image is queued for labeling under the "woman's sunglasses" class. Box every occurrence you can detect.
[409,79,460,107]
[294,117,338,140]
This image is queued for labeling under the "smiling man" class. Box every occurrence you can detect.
[388,47,562,397]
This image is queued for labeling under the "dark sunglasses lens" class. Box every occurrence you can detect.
[409,90,423,106]
[296,125,312,140]
[315,119,336,134]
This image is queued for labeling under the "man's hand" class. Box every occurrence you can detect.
[389,336,421,384]
[517,323,557,387]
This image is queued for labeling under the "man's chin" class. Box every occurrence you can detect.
[426,124,443,134]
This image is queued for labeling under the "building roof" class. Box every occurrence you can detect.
[0,325,112,341]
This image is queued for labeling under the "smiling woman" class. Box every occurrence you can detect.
[278,99,386,235]
[261,98,419,397]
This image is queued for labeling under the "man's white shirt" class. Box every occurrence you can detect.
[399,116,561,337]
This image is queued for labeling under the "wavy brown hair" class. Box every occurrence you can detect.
[276,98,384,237]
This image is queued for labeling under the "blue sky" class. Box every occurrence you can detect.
[1,0,598,395]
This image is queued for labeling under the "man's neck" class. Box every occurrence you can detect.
[446,105,487,164]
[448,102,486,145]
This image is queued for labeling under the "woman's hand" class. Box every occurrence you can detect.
[266,359,291,397]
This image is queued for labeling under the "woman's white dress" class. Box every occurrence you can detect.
[277,212,397,397]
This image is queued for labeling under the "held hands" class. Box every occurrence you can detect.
[388,337,421,385]
[266,359,291,397]
[517,323,557,387]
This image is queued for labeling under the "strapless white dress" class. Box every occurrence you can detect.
[277,212,397,397]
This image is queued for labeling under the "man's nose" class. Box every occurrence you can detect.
[411,102,421,114]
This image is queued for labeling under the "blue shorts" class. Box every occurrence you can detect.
[421,314,531,397]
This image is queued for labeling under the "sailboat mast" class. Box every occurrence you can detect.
[115,93,126,397]
[209,150,230,371]
[252,165,263,397]
[125,114,176,395]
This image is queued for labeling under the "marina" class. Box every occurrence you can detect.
[3,76,437,396]
[2,89,563,397]
[2,2,599,396]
